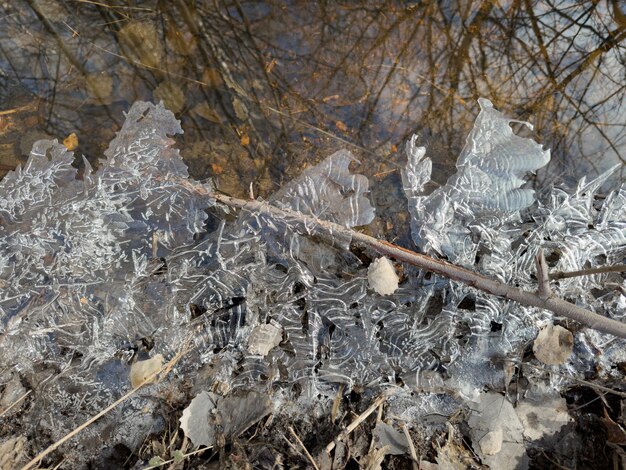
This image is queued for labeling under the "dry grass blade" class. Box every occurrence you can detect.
[288,426,320,470]
[401,422,419,470]
[326,391,392,454]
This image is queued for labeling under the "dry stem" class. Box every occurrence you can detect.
[535,248,552,299]
[401,422,420,470]
[326,391,392,454]
[551,264,626,280]
[0,389,31,418]
[288,426,320,470]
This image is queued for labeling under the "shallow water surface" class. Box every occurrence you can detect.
[1,1,624,240]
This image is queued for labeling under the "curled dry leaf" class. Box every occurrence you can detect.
[63,133,78,151]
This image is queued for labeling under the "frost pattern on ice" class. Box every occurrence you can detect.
[0,101,213,405]
[403,98,551,264]
[402,98,625,399]
[271,149,375,230]
[1,100,625,466]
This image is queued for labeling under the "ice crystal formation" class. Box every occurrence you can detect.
[1,100,625,466]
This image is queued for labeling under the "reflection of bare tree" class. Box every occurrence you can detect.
[0,1,624,186]
[237,0,625,181]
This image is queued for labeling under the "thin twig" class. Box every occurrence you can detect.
[326,391,392,453]
[535,248,552,299]
[288,426,320,470]
[401,423,419,470]
[331,384,344,423]
[140,446,212,470]
[517,360,626,398]
[193,190,626,339]
[551,264,626,280]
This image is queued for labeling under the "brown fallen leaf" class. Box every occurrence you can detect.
[533,324,573,365]
[240,134,250,146]
[336,120,348,132]
[202,68,223,88]
[130,354,164,388]
[603,409,626,445]
[63,133,78,151]
[191,102,222,123]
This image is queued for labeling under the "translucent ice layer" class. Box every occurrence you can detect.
[1,99,625,468]
[403,98,551,265]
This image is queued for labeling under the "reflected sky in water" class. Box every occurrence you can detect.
[0,1,624,211]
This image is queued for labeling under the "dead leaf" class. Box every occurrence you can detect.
[211,163,224,175]
[479,429,503,455]
[153,81,185,114]
[372,422,409,455]
[130,354,164,388]
[468,392,528,469]
[247,324,282,356]
[533,324,573,365]
[232,97,248,120]
[85,73,113,101]
[515,383,571,441]
[202,68,223,88]
[368,257,399,295]
[362,446,388,470]
[63,133,78,151]
[180,390,272,447]
[0,436,27,469]
[191,102,223,123]
[166,25,197,56]
[335,120,348,132]
[435,424,475,469]
[118,22,164,69]
[240,134,250,146]
[602,409,626,445]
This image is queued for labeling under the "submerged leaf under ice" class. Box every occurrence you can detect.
[1,99,625,467]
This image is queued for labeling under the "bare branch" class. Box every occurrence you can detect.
[198,189,626,339]
[551,264,626,280]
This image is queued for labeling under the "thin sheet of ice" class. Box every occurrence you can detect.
[403,98,550,264]
[2,99,626,468]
